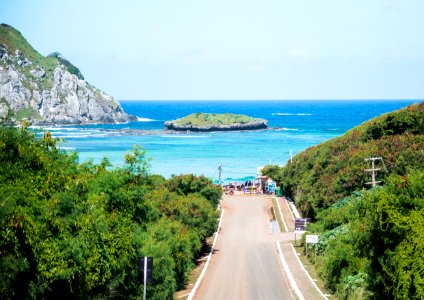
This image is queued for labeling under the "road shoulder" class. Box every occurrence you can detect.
[273,196,334,300]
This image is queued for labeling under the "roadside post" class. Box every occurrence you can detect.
[294,218,310,245]
[138,256,153,300]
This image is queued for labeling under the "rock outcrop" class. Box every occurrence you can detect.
[0,24,136,125]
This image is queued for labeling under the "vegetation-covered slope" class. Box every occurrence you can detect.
[264,103,424,299]
[0,24,58,90]
[0,24,48,64]
[0,23,134,124]
[0,125,222,299]
[308,170,424,299]
[165,113,268,131]
[263,103,424,218]
[0,23,81,86]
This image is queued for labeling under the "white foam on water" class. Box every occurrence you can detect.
[137,117,157,122]
[281,128,299,131]
[272,113,313,116]
[57,133,109,139]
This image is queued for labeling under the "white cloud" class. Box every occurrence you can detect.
[287,45,310,59]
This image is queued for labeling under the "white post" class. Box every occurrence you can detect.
[315,243,318,261]
[290,149,293,163]
[143,256,147,300]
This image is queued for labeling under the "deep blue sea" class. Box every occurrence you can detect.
[43,100,418,182]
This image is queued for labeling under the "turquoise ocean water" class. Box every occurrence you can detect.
[43,100,418,182]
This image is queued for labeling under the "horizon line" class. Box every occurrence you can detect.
[119,98,421,102]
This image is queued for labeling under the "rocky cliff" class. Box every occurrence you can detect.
[0,24,136,125]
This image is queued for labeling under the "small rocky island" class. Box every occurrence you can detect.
[165,113,268,132]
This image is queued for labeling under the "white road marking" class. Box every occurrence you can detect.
[289,243,329,299]
[275,241,305,300]
[187,209,225,300]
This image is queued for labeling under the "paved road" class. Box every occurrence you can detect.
[194,195,293,300]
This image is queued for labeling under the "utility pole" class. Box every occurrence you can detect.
[365,157,383,187]
[218,163,223,186]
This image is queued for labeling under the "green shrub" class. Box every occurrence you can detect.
[308,170,424,299]
[0,125,221,299]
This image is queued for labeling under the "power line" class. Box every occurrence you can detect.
[211,164,220,180]
[381,157,389,173]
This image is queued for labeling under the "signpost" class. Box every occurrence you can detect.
[138,256,153,300]
[294,218,310,244]
[294,218,310,232]
[306,234,319,244]
[305,234,319,258]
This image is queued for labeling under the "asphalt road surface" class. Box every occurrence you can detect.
[194,195,293,300]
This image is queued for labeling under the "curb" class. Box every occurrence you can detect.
[274,197,288,232]
[288,199,301,219]
[289,243,329,299]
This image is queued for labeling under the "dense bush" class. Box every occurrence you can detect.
[308,170,424,299]
[166,174,223,207]
[0,125,222,299]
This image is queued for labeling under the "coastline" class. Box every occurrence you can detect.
[44,100,417,181]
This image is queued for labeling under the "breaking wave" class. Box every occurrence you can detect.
[137,117,157,122]
[272,113,313,116]
[281,128,299,131]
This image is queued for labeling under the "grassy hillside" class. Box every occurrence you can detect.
[308,170,424,299]
[0,23,45,62]
[264,102,424,218]
[0,23,83,79]
[0,23,58,74]
[264,103,424,299]
[172,112,261,126]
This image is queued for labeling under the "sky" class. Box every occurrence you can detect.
[1,0,423,100]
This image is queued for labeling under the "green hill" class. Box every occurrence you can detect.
[0,23,45,63]
[0,24,134,124]
[264,103,424,299]
[0,23,83,79]
[264,102,424,218]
